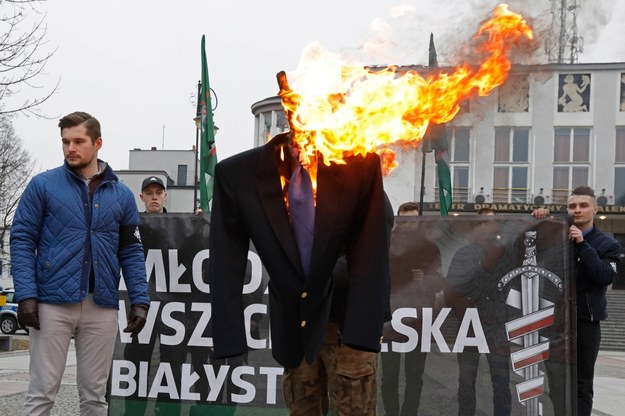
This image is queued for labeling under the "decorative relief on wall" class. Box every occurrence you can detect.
[557,73,590,112]
[498,74,529,113]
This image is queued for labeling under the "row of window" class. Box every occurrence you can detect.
[444,126,625,205]
[255,106,625,205]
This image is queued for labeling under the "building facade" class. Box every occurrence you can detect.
[252,62,625,217]
[251,62,625,290]
[116,147,199,213]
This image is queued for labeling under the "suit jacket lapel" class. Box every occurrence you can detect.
[256,134,305,277]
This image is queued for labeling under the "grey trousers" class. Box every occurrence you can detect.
[23,295,118,416]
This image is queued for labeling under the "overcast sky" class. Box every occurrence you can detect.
[8,0,625,173]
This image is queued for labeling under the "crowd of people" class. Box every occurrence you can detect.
[8,111,620,416]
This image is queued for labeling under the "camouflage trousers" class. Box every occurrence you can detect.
[282,321,378,416]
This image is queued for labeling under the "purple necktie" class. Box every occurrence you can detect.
[289,164,315,276]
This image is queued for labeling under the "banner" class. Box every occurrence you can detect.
[109,213,574,415]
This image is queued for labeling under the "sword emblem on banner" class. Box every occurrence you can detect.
[497,231,563,416]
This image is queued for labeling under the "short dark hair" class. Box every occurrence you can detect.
[58,112,101,143]
[477,207,496,215]
[397,202,420,215]
[571,185,596,199]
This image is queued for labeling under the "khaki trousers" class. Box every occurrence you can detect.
[282,322,378,416]
[23,295,118,416]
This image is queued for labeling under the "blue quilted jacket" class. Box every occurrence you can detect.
[10,161,149,308]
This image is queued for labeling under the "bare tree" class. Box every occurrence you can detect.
[0,116,34,256]
[1,0,58,116]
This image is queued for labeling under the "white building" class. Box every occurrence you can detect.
[252,62,625,223]
[252,62,625,291]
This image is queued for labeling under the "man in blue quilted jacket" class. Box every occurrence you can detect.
[10,111,150,416]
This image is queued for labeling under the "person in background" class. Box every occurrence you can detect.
[446,207,513,416]
[395,201,419,216]
[532,186,620,416]
[381,202,447,416]
[10,111,150,416]
[125,176,210,416]
[139,176,167,213]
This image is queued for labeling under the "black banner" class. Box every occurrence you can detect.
[108,213,574,416]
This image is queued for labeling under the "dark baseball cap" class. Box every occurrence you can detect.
[141,176,165,192]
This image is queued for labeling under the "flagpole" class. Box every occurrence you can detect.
[419,147,426,216]
[192,80,201,212]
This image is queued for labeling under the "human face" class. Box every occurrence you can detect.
[399,209,419,217]
[62,124,101,175]
[567,194,598,231]
[140,184,167,213]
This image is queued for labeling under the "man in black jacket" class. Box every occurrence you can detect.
[532,185,621,416]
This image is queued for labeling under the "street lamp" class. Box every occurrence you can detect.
[193,81,201,211]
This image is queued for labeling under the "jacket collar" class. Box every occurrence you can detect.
[64,159,117,184]
[255,133,344,281]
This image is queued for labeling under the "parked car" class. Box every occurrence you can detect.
[0,289,24,334]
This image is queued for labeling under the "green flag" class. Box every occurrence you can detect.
[423,33,452,215]
[199,34,217,211]
[436,155,452,215]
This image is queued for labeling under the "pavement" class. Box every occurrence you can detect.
[0,335,624,415]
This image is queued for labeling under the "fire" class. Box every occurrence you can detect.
[278,4,533,171]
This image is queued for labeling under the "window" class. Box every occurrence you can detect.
[552,127,590,203]
[256,111,273,143]
[276,111,288,133]
[493,127,530,203]
[616,127,625,163]
[446,127,471,202]
[177,164,188,186]
[614,128,625,204]
[615,168,625,205]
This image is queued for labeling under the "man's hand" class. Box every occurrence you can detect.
[531,208,551,219]
[569,224,584,244]
[123,304,149,337]
[18,298,40,330]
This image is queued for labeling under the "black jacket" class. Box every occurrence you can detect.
[209,133,390,368]
[575,226,621,322]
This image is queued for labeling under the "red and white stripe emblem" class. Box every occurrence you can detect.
[505,306,554,340]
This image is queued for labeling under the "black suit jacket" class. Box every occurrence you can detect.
[209,132,390,368]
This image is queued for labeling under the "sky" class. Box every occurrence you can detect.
[6,0,625,173]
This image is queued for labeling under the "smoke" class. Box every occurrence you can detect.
[577,0,625,63]
[291,0,623,83]
[335,1,551,67]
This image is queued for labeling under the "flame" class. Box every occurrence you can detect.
[279,4,533,172]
